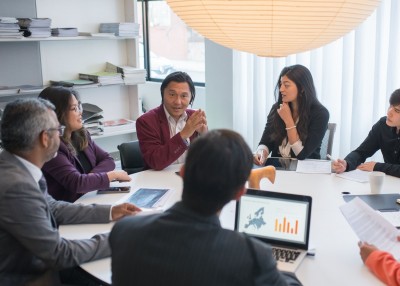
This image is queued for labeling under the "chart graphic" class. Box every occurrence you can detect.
[274,217,299,234]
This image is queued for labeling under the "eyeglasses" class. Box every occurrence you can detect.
[46,126,65,136]
[70,103,83,113]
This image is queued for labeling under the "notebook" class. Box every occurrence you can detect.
[235,189,312,273]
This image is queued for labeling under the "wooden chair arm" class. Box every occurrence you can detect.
[248,166,276,189]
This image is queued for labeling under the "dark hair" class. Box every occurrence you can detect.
[182,129,253,215]
[389,89,400,106]
[1,98,55,153]
[160,71,196,105]
[38,86,88,153]
[269,64,321,145]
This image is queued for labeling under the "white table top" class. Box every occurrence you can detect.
[60,164,399,285]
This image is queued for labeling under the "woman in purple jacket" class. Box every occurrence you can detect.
[39,86,131,202]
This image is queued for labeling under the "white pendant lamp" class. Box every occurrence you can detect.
[166,0,381,57]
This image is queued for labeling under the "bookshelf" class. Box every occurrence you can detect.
[0,0,141,152]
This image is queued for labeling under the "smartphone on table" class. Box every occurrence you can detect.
[97,186,131,194]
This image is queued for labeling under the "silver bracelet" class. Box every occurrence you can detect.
[285,125,296,130]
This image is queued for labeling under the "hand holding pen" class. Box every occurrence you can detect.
[254,149,267,166]
[327,154,347,174]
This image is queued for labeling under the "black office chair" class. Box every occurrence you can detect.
[117,140,145,174]
[320,123,337,160]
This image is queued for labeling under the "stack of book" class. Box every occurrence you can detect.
[105,62,146,85]
[99,22,139,37]
[51,27,78,37]
[82,103,104,136]
[79,71,124,86]
[18,18,52,38]
[0,17,23,38]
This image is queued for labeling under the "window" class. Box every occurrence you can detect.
[138,0,205,85]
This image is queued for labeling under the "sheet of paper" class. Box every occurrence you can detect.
[295,159,331,174]
[340,197,400,259]
[377,211,400,228]
[336,169,370,183]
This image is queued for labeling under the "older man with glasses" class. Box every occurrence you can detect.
[0,98,140,285]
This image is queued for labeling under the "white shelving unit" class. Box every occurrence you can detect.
[0,0,141,152]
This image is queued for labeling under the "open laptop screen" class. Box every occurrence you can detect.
[235,189,312,249]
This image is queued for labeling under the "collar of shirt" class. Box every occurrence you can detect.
[163,105,188,137]
[14,154,43,186]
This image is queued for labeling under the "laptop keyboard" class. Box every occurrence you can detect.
[272,247,301,263]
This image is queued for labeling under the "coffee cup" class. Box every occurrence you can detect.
[369,171,385,194]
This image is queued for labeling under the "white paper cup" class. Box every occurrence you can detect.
[369,171,385,194]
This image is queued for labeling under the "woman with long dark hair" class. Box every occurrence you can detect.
[254,64,329,165]
[39,86,131,202]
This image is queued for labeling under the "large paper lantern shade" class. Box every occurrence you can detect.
[166,0,381,57]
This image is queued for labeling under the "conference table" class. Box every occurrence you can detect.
[60,163,400,285]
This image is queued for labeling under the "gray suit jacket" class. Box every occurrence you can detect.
[0,150,111,286]
[110,202,302,286]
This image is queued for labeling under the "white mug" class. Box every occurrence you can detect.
[369,171,385,194]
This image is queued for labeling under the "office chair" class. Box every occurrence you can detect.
[117,140,145,175]
[320,123,337,160]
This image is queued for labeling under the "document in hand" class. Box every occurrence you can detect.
[340,197,400,259]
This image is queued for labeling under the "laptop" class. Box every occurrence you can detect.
[235,189,312,273]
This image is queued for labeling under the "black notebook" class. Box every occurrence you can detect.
[343,194,400,211]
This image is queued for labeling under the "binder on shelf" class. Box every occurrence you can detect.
[51,27,78,37]
[82,103,103,123]
[84,115,104,125]
[86,126,104,136]
[50,79,96,88]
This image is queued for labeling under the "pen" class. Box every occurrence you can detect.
[327,154,335,161]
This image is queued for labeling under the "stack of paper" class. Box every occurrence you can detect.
[99,22,139,37]
[18,18,52,38]
[0,17,23,38]
[105,62,146,84]
[340,197,400,259]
